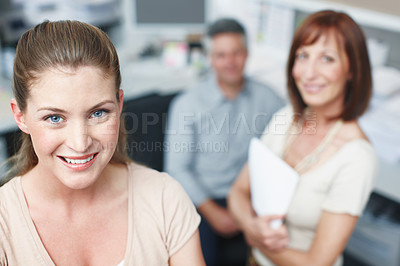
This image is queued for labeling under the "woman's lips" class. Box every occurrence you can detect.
[303,84,325,93]
[58,153,98,171]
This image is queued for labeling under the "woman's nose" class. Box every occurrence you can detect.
[65,121,93,153]
[304,60,318,80]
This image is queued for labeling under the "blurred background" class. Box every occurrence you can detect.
[0,1,399,265]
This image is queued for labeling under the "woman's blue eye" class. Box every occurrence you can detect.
[48,115,62,123]
[91,110,106,118]
[322,56,334,62]
[296,53,307,60]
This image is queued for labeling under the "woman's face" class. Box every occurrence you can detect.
[21,66,123,190]
[292,33,350,112]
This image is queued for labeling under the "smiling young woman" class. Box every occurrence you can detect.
[0,20,205,266]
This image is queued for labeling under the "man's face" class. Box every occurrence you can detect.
[210,33,248,88]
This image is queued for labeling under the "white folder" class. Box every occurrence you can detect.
[248,138,299,228]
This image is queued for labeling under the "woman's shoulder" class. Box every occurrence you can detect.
[264,105,294,129]
[275,105,294,116]
[126,162,196,218]
[335,121,375,155]
[127,161,166,178]
[333,121,377,164]
[126,162,178,192]
[0,177,21,231]
[0,177,19,203]
[262,105,294,135]
[339,121,369,142]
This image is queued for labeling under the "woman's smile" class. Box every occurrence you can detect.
[57,153,98,171]
[302,83,326,94]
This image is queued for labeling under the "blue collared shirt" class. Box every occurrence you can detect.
[164,73,285,206]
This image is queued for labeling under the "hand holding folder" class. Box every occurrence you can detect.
[248,138,299,229]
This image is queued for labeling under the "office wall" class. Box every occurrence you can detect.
[330,0,400,17]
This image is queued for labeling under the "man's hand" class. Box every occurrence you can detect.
[243,215,289,252]
[198,199,240,238]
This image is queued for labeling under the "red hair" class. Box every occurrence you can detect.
[287,10,372,121]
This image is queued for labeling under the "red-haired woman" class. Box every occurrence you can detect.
[228,10,377,266]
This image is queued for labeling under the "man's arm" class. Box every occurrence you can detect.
[198,199,240,237]
[164,96,209,206]
[165,96,240,237]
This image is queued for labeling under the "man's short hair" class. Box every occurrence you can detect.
[204,18,247,52]
[207,18,246,38]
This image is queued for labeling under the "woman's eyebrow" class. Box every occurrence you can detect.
[36,107,67,113]
[36,100,115,113]
[320,49,339,55]
[88,100,115,110]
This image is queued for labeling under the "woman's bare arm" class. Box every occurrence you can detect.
[259,211,358,266]
[169,230,205,266]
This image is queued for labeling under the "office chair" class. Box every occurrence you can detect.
[123,92,179,171]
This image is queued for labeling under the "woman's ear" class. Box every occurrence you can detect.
[118,89,124,114]
[347,71,353,81]
[10,98,29,134]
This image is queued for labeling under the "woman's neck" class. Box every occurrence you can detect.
[21,163,117,210]
[307,102,343,126]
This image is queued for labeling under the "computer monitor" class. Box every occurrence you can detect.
[131,0,208,37]
[0,0,18,15]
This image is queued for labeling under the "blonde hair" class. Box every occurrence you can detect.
[2,20,130,185]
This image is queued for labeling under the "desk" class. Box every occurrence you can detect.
[120,57,199,99]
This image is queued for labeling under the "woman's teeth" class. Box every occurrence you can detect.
[64,155,95,164]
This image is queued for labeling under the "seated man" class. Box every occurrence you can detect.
[164,18,285,266]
